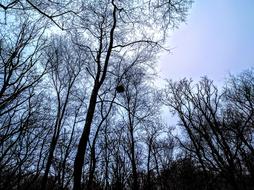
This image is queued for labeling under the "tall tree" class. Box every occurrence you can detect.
[72,0,192,189]
[40,36,85,190]
[163,74,254,190]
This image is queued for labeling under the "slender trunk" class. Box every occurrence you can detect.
[87,146,96,190]
[130,131,138,190]
[41,72,74,190]
[146,143,151,190]
[104,155,109,190]
[73,87,99,190]
[41,91,70,190]
[87,94,116,190]
[73,2,117,189]
[104,129,109,190]
[41,136,58,190]
[131,159,138,190]
[61,123,76,188]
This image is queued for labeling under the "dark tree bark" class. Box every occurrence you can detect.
[73,1,118,189]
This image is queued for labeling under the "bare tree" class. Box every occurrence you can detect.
[0,0,79,29]
[40,35,85,190]
[163,76,254,190]
[72,0,192,188]
[0,17,48,189]
[223,69,254,182]
[0,1,194,189]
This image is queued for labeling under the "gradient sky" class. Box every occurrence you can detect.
[159,0,254,84]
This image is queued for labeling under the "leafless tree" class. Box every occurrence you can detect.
[0,16,48,189]
[0,1,195,189]
[163,75,254,190]
[40,35,85,190]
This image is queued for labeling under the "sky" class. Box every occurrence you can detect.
[158,0,254,84]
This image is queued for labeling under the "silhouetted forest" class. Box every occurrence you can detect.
[0,1,253,190]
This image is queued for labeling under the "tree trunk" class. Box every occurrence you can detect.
[87,146,96,190]
[41,132,59,190]
[73,87,99,190]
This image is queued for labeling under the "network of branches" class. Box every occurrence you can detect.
[1,1,253,190]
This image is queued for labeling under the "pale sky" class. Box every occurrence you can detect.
[159,0,254,83]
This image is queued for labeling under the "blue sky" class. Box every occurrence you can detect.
[159,0,254,83]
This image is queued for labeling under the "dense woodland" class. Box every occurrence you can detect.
[0,1,254,190]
